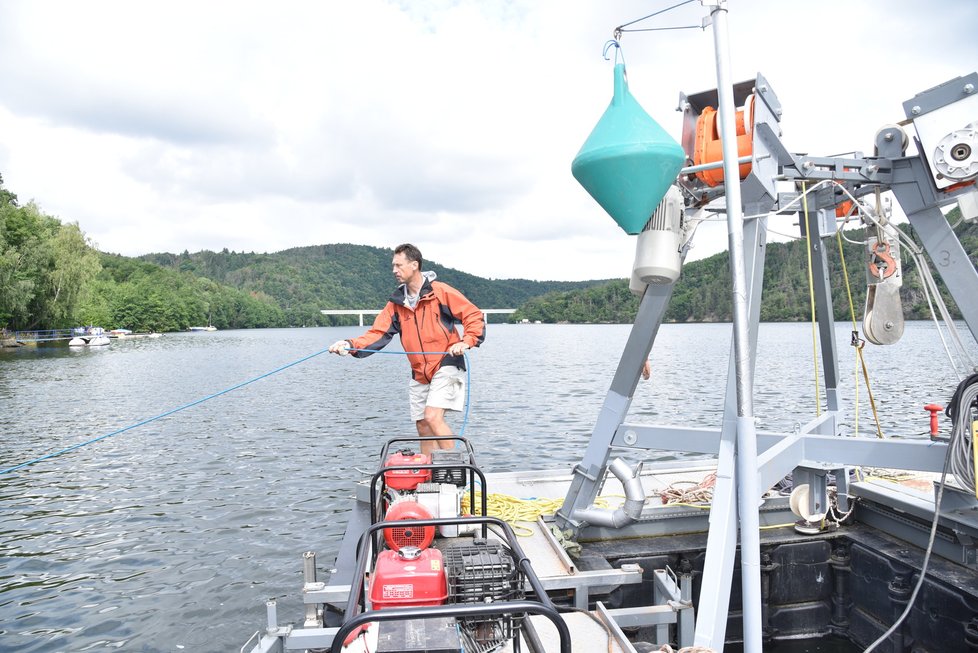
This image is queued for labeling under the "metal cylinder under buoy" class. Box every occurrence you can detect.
[633,185,684,284]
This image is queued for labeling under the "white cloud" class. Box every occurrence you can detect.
[0,0,975,281]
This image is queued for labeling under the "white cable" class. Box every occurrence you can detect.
[915,253,965,381]
[742,179,836,220]
[862,451,951,653]
[907,241,977,375]
[836,180,978,375]
[839,228,869,246]
[912,248,976,377]
[685,178,977,375]
[765,227,803,241]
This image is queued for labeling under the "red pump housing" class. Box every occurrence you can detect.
[383,501,435,551]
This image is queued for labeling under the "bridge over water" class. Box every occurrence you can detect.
[320,308,516,327]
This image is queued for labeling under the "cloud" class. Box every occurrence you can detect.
[0,0,975,281]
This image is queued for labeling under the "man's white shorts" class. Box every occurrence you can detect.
[409,365,465,422]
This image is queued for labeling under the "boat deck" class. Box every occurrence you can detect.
[278,461,977,653]
[331,463,725,651]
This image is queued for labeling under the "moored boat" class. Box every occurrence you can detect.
[68,327,110,347]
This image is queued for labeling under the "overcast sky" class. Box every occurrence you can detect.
[1,0,975,281]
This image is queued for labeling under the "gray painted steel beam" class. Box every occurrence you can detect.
[695,213,768,649]
[891,157,978,342]
[557,281,676,528]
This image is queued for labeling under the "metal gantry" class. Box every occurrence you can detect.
[556,3,978,650]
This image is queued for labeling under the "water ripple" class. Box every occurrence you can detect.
[1,323,975,651]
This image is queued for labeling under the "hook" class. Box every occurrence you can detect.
[602,39,625,66]
[868,241,896,280]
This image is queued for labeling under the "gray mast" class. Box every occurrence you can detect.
[706,2,763,650]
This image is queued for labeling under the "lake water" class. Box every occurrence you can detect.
[1,322,975,652]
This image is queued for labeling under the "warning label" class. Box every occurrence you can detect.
[382,584,415,599]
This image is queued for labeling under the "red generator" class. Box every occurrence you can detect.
[383,450,431,491]
[369,546,447,610]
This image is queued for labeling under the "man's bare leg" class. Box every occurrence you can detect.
[416,406,455,455]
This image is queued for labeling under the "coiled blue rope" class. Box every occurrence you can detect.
[1,347,472,476]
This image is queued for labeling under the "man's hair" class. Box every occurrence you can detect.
[394,243,423,269]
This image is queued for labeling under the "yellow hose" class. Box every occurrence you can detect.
[461,491,609,536]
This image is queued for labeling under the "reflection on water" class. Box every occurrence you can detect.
[0,323,975,651]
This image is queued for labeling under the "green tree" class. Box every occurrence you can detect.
[0,173,18,207]
[0,198,101,330]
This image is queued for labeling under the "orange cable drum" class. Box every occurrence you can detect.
[693,100,753,187]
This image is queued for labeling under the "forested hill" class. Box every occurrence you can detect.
[3,166,976,333]
[2,171,610,333]
[514,213,978,324]
[140,245,609,326]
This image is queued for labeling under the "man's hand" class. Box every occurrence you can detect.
[329,340,351,355]
[449,342,469,356]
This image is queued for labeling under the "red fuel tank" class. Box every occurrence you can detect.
[384,450,432,491]
[369,546,447,609]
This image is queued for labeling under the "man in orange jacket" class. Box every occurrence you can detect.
[328,243,486,453]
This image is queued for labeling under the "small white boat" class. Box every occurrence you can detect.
[69,327,110,347]
[68,335,110,347]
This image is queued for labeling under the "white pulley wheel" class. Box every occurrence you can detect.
[875,123,909,154]
[789,484,826,523]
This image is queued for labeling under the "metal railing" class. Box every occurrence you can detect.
[11,329,78,343]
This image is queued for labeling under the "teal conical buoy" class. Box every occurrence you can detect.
[572,63,685,235]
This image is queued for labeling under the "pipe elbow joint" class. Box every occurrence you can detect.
[571,458,647,529]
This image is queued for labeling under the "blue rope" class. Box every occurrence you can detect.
[346,348,472,436]
[0,347,331,476]
[1,346,475,476]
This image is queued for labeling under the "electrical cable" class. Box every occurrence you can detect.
[741,178,836,220]
[829,181,977,375]
[912,251,968,379]
[764,226,803,241]
[800,181,823,417]
[860,266,976,652]
[861,414,955,653]
[0,346,332,476]
[798,178,977,379]
[1,347,473,476]
[946,374,978,494]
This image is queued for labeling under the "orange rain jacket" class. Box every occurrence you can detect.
[347,275,486,384]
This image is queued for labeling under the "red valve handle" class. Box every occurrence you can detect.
[924,404,943,437]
